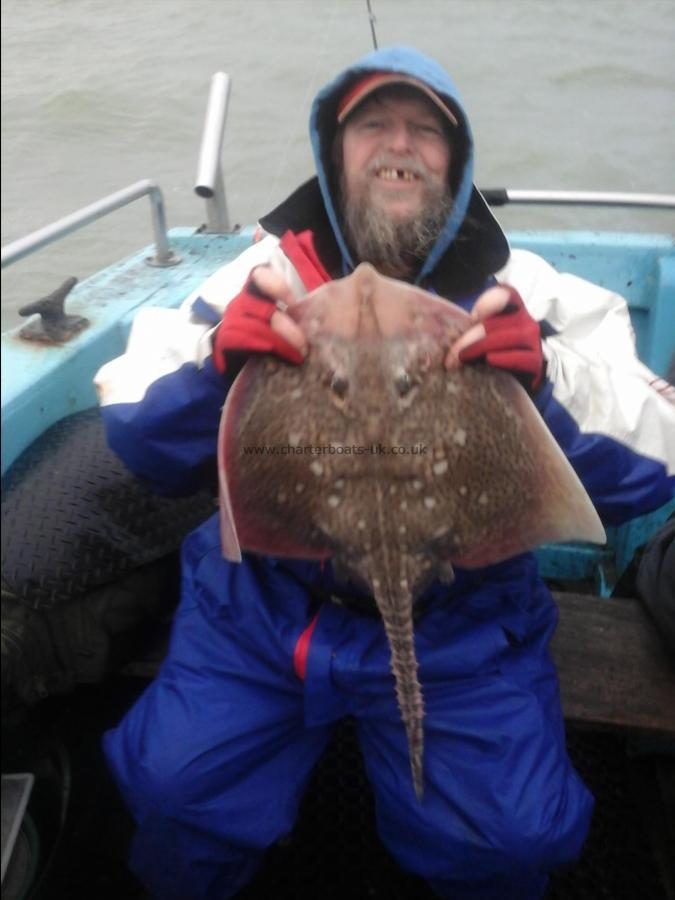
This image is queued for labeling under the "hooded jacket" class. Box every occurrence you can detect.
[260,45,509,299]
[95,46,674,527]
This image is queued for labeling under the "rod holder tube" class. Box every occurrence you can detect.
[483,189,675,209]
[1,180,180,269]
[194,72,231,232]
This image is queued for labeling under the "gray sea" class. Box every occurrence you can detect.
[2,0,674,331]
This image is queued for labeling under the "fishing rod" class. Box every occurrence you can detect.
[366,0,378,50]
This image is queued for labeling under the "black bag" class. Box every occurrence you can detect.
[2,408,215,711]
[636,516,675,655]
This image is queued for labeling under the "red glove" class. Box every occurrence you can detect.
[458,286,545,392]
[213,230,331,375]
[213,272,305,374]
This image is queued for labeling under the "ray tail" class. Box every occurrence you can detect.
[374,587,425,801]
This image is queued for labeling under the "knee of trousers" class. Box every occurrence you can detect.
[103,722,185,821]
[102,713,237,830]
[486,788,594,875]
[102,712,319,851]
[378,775,594,882]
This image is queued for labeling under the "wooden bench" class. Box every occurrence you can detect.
[551,591,675,734]
[550,593,675,900]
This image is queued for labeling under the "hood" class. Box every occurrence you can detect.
[309,45,509,287]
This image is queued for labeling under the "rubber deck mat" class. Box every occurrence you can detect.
[14,680,671,900]
[2,409,214,610]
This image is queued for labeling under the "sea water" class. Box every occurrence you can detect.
[1,0,674,330]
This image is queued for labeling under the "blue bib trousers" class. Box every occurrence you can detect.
[103,515,593,899]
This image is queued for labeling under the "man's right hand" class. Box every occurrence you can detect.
[213,266,308,374]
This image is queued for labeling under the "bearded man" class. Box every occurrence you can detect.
[95,46,675,900]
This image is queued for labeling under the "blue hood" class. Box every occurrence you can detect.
[309,46,507,284]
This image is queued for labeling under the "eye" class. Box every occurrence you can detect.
[331,373,349,398]
[360,117,384,132]
[416,123,443,137]
[395,370,412,397]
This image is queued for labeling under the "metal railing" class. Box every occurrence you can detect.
[1,180,181,270]
[194,72,232,232]
[481,189,675,209]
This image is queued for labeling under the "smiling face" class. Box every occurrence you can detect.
[337,86,454,277]
[341,87,452,222]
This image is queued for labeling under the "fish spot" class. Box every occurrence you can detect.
[399,524,407,534]
[400,500,408,510]
[412,480,423,491]
[400,578,409,589]
[327,494,340,507]
[459,485,467,495]
[373,577,381,589]
[295,483,305,493]
[310,461,324,476]
[290,387,303,400]
[357,519,366,530]
[277,491,287,503]
[288,432,302,447]
[334,478,345,490]
[424,496,436,509]
[389,484,397,494]
[478,492,489,505]
[433,447,446,460]
[446,380,460,394]
[433,459,448,475]
[453,428,467,446]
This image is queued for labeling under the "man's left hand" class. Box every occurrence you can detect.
[445,285,544,393]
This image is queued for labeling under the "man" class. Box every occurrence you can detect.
[95,47,675,900]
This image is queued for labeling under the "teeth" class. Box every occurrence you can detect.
[376,167,416,182]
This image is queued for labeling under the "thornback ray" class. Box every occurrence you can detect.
[217,262,606,800]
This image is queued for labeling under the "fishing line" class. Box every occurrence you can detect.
[366,0,378,50]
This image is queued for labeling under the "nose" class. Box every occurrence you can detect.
[386,121,413,155]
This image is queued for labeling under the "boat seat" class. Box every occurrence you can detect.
[551,591,675,736]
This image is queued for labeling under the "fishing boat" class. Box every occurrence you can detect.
[2,73,674,900]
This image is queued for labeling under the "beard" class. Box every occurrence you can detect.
[339,159,453,279]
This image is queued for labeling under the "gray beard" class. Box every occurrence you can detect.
[340,175,453,279]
